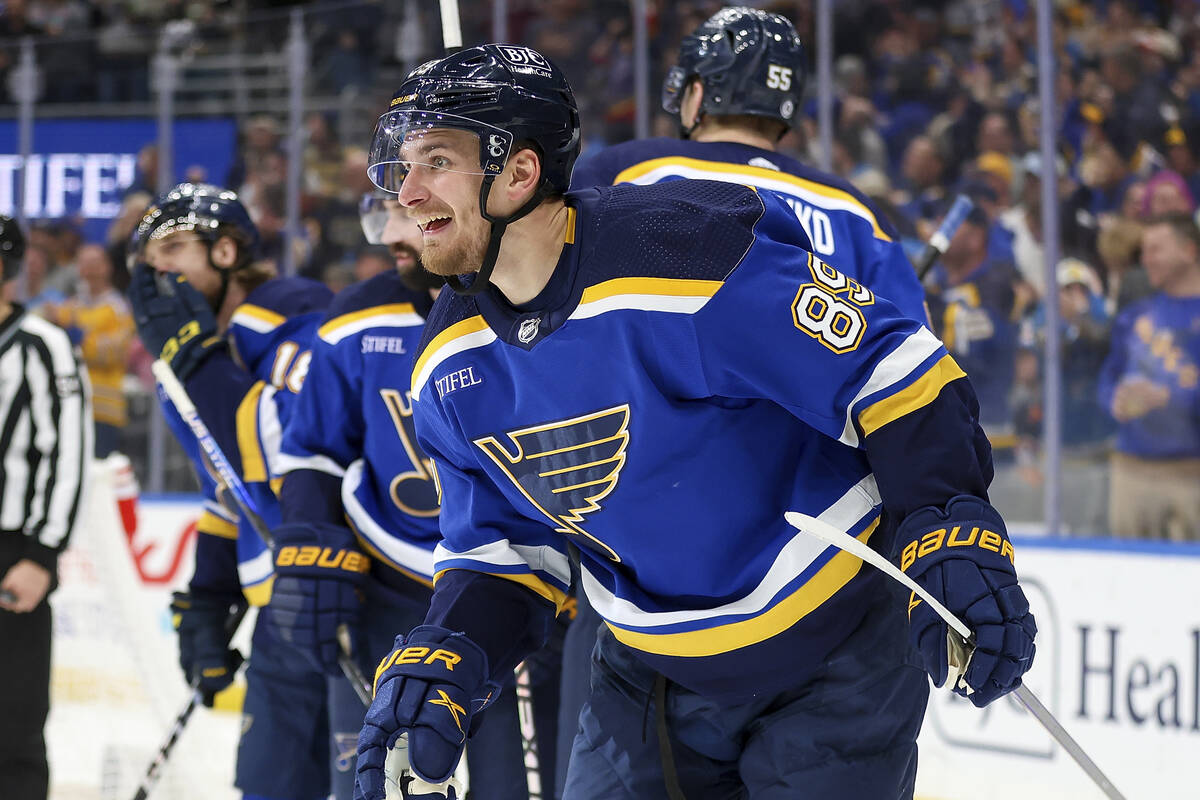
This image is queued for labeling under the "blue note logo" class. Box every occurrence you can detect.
[473,405,630,561]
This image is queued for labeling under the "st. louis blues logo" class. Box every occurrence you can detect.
[473,405,630,562]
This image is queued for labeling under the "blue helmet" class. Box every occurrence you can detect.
[0,215,25,282]
[369,44,581,195]
[663,7,806,136]
[129,182,259,270]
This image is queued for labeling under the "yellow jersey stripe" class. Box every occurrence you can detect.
[857,354,966,437]
[347,517,435,589]
[236,381,269,483]
[318,303,420,343]
[606,520,876,658]
[434,567,570,615]
[612,156,891,241]
[579,277,723,305]
[411,315,494,399]
[231,304,287,333]
[197,509,238,539]
[242,575,274,607]
[565,205,577,244]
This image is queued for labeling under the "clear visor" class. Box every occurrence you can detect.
[358,191,391,245]
[366,109,513,194]
[662,66,687,114]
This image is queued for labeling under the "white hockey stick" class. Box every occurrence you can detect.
[783,511,1128,800]
[152,359,374,706]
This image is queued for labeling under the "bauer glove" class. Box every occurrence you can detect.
[893,495,1036,707]
[355,625,499,800]
[128,263,221,381]
[170,589,245,706]
[265,521,370,675]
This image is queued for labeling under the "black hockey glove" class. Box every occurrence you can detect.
[129,263,221,381]
[170,589,245,706]
[264,521,370,676]
[893,495,1036,707]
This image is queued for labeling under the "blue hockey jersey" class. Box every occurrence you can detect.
[277,271,441,588]
[161,276,332,605]
[570,137,928,324]
[411,181,977,701]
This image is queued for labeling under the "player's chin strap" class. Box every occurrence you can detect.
[444,176,548,297]
[203,238,253,315]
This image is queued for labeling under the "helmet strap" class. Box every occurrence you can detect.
[203,236,251,314]
[445,175,548,297]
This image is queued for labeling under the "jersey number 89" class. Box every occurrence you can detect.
[790,253,874,354]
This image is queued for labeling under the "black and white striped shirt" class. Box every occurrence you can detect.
[0,304,92,569]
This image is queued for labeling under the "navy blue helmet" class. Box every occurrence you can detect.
[368,44,581,195]
[129,182,259,270]
[663,7,806,135]
[0,215,25,282]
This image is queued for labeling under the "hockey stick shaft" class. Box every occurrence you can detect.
[913,194,973,280]
[783,512,1127,800]
[130,605,247,800]
[439,0,462,52]
[151,359,373,706]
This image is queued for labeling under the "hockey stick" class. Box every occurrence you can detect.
[783,511,1128,800]
[913,194,973,280]
[151,359,374,706]
[131,605,247,800]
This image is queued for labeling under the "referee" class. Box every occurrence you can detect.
[0,214,92,800]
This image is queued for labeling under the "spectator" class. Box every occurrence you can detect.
[16,245,64,311]
[999,151,1068,298]
[898,134,947,229]
[1098,216,1153,311]
[1097,213,1200,540]
[105,191,153,292]
[925,205,1024,455]
[42,245,134,457]
[226,114,284,194]
[1143,169,1197,217]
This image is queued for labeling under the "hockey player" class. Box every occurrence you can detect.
[560,11,933,783]
[354,46,1037,800]
[126,183,354,800]
[571,6,927,325]
[273,193,556,798]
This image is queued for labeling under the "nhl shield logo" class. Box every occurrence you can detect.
[517,317,540,344]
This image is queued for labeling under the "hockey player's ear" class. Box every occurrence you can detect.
[680,80,704,129]
[504,146,543,204]
[210,235,240,270]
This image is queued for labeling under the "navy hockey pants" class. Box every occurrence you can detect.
[562,617,929,799]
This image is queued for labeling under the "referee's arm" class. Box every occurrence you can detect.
[18,317,93,576]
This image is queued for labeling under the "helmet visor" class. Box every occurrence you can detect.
[358,191,391,245]
[662,66,687,114]
[367,109,513,194]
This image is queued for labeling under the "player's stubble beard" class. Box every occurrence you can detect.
[418,207,489,280]
[392,242,442,292]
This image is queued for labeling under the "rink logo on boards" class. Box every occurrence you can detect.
[1077,626,1200,731]
[473,404,630,563]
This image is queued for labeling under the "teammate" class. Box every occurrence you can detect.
[126,183,353,800]
[274,192,558,798]
[570,6,927,325]
[0,215,92,800]
[560,11,932,783]
[353,46,1036,800]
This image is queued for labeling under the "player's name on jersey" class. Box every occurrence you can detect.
[434,365,483,399]
[361,335,409,355]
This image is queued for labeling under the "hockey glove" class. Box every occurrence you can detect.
[265,521,370,675]
[129,263,221,381]
[170,590,245,706]
[355,625,499,800]
[893,495,1036,707]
